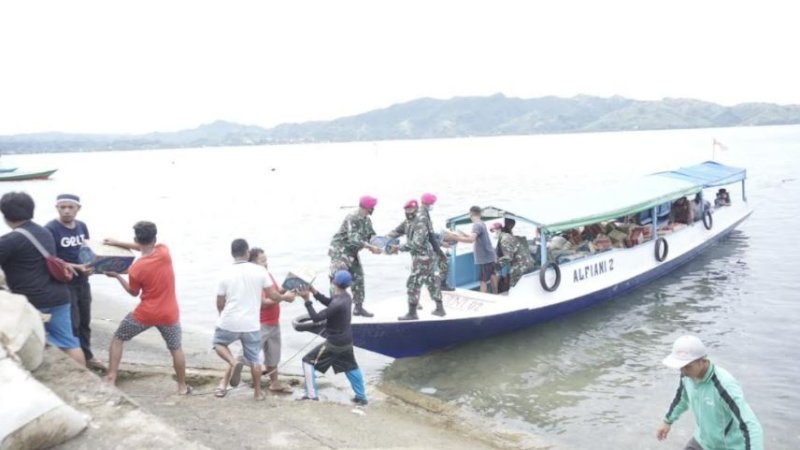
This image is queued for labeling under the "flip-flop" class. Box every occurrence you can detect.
[269,386,293,394]
[214,387,227,398]
[86,359,107,371]
[180,386,194,396]
[229,362,244,388]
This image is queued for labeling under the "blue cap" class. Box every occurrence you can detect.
[333,270,352,288]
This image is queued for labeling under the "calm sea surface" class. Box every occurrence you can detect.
[3,125,799,448]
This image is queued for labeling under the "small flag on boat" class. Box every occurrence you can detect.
[712,138,728,151]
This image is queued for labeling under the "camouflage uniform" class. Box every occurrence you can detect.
[396,216,442,306]
[497,231,534,287]
[329,212,376,305]
[419,204,450,287]
[386,218,411,241]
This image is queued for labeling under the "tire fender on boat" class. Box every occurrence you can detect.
[655,237,669,262]
[292,314,326,333]
[539,261,561,292]
[702,209,713,230]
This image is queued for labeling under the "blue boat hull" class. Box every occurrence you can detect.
[351,213,751,358]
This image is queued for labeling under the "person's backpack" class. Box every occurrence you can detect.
[14,228,77,283]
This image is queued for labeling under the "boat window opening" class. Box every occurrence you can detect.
[447,220,540,293]
[544,212,672,265]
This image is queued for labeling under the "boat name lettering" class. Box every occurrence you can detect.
[573,258,614,283]
[443,295,484,312]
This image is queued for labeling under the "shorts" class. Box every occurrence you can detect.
[213,328,262,365]
[302,341,358,374]
[260,323,281,367]
[477,262,495,282]
[114,313,182,351]
[39,303,80,350]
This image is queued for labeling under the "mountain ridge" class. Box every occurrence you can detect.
[3,94,799,153]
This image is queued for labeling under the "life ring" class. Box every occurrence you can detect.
[539,261,561,292]
[655,237,669,262]
[702,210,713,230]
[292,314,326,333]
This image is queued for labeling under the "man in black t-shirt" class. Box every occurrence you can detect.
[46,193,101,369]
[0,191,85,366]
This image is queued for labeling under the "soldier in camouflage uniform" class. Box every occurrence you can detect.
[491,220,534,289]
[388,199,446,320]
[419,193,454,291]
[329,195,382,317]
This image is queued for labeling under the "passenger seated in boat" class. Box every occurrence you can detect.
[714,188,731,207]
[491,219,534,291]
[691,194,711,222]
[669,197,693,225]
[581,223,604,241]
[565,228,582,247]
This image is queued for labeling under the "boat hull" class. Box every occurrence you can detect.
[350,207,752,358]
[0,169,57,181]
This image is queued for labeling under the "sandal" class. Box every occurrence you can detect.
[229,362,244,388]
[180,386,194,396]
[269,385,293,394]
[214,387,227,398]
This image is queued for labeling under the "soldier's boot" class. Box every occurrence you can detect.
[353,303,374,318]
[417,303,423,310]
[432,301,446,317]
[398,303,419,321]
[440,280,455,292]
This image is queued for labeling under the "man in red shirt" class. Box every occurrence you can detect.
[104,221,190,395]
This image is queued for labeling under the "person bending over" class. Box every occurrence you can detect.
[298,270,367,405]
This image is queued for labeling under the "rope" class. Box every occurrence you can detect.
[263,332,322,378]
[126,332,322,397]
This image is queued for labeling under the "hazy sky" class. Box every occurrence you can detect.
[0,1,796,134]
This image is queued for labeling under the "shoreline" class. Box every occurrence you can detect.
[54,292,552,450]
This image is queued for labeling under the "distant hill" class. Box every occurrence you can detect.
[3,94,800,153]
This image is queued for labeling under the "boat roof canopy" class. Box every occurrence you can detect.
[446,161,744,234]
[654,160,746,188]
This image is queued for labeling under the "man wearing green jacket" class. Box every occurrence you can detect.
[657,335,763,450]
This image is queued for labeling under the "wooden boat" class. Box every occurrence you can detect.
[294,161,751,358]
[0,169,57,181]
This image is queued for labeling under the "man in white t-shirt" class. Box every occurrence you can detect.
[213,238,284,401]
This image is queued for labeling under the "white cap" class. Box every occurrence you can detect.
[662,335,708,369]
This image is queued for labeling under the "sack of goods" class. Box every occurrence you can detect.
[78,240,135,274]
[625,226,653,247]
[282,268,317,291]
[0,347,89,449]
[0,292,88,449]
[592,234,613,251]
[607,229,628,247]
[0,290,45,370]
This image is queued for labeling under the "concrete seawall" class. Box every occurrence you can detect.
[31,293,552,449]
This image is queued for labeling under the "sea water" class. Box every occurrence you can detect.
[3,125,799,448]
